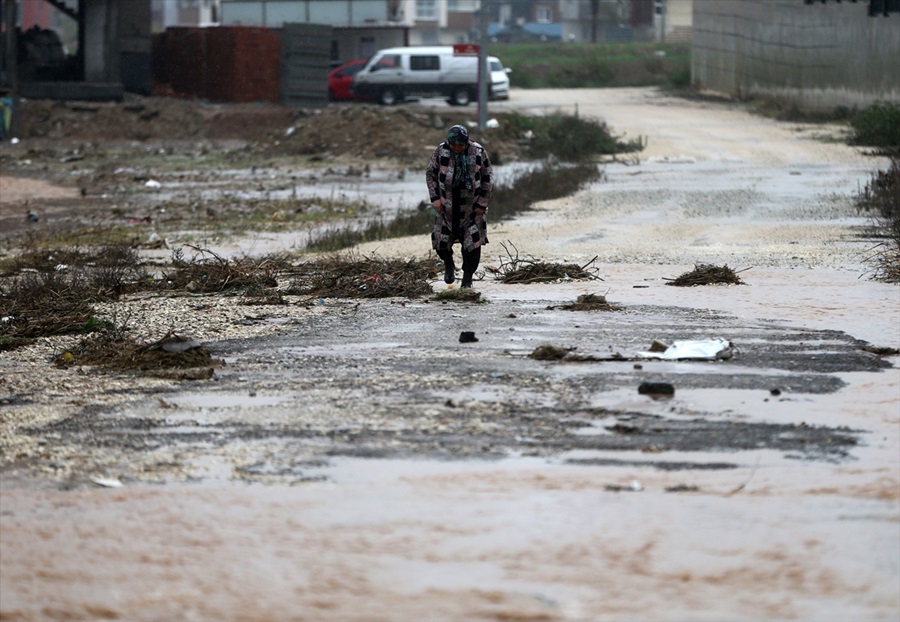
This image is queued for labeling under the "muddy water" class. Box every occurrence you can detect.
[2,88,899,621]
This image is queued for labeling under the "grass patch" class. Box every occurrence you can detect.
[490,162,604,223]
[493,42,690,89]
[306,207,431,253]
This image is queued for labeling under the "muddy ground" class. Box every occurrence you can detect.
[1,89,898,621]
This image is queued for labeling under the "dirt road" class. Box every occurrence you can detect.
[1,88,898,621]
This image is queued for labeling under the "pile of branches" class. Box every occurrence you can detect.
[665,263,748,287]
[164,245,286,293]
[494,241,602,284]
[286,253,435,299]
[554,293,623,311]
[55,331,214,377]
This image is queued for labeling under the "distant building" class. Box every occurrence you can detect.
[0,0,153,101]
[152,0,221,33]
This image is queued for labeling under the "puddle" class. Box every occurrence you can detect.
[169,392,290,409]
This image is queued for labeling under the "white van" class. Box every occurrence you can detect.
[351,46,511,106]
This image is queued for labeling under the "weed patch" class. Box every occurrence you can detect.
[857,157,900,282]
[0,245,142,340]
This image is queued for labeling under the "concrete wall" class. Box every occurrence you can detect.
[692,0,900,111]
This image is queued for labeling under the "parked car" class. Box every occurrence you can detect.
[327,59,370,101]
[351,46,510,106]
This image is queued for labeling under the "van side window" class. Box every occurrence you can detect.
[373,55,399,71]
[410,55,440,71]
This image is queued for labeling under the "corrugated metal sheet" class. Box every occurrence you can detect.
[280,22,332,108]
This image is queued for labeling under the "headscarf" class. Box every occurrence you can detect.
[447,125,473,192]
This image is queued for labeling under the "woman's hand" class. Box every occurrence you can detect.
[432,199,443,214]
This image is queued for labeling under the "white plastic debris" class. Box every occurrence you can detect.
[145,179,161,188]
[91,477,124,488]
[11,137,19,144]
[162,339,202,353]
[285,126,296,136]
[486,118,500,129]
[636,338,733,361]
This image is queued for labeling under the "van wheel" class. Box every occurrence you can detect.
[451,88,471,106]
[379,89,399,106]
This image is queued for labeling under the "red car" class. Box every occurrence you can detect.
[327,59,370,101]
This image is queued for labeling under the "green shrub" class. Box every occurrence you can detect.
[666,67,692,89]
[497,111,644,161]
[850,102,900,152]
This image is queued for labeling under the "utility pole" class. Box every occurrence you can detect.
[657,0,667,43]
[478,0,490,131]
[2,0,19,139]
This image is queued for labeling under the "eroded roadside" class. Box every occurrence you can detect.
[3,293,890,489]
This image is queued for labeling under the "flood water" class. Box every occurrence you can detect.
[1,88,898,621]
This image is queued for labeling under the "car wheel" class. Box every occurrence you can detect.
[379,89,399,106]
[451,88,471,106]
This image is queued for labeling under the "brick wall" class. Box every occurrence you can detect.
[152,27,281,103]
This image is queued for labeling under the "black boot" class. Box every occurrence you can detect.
[444,259,455,284]
[460,247,480,289]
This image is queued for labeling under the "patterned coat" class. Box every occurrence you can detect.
[425,140,493,252]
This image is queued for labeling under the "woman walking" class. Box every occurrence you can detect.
[425,124,493,288]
